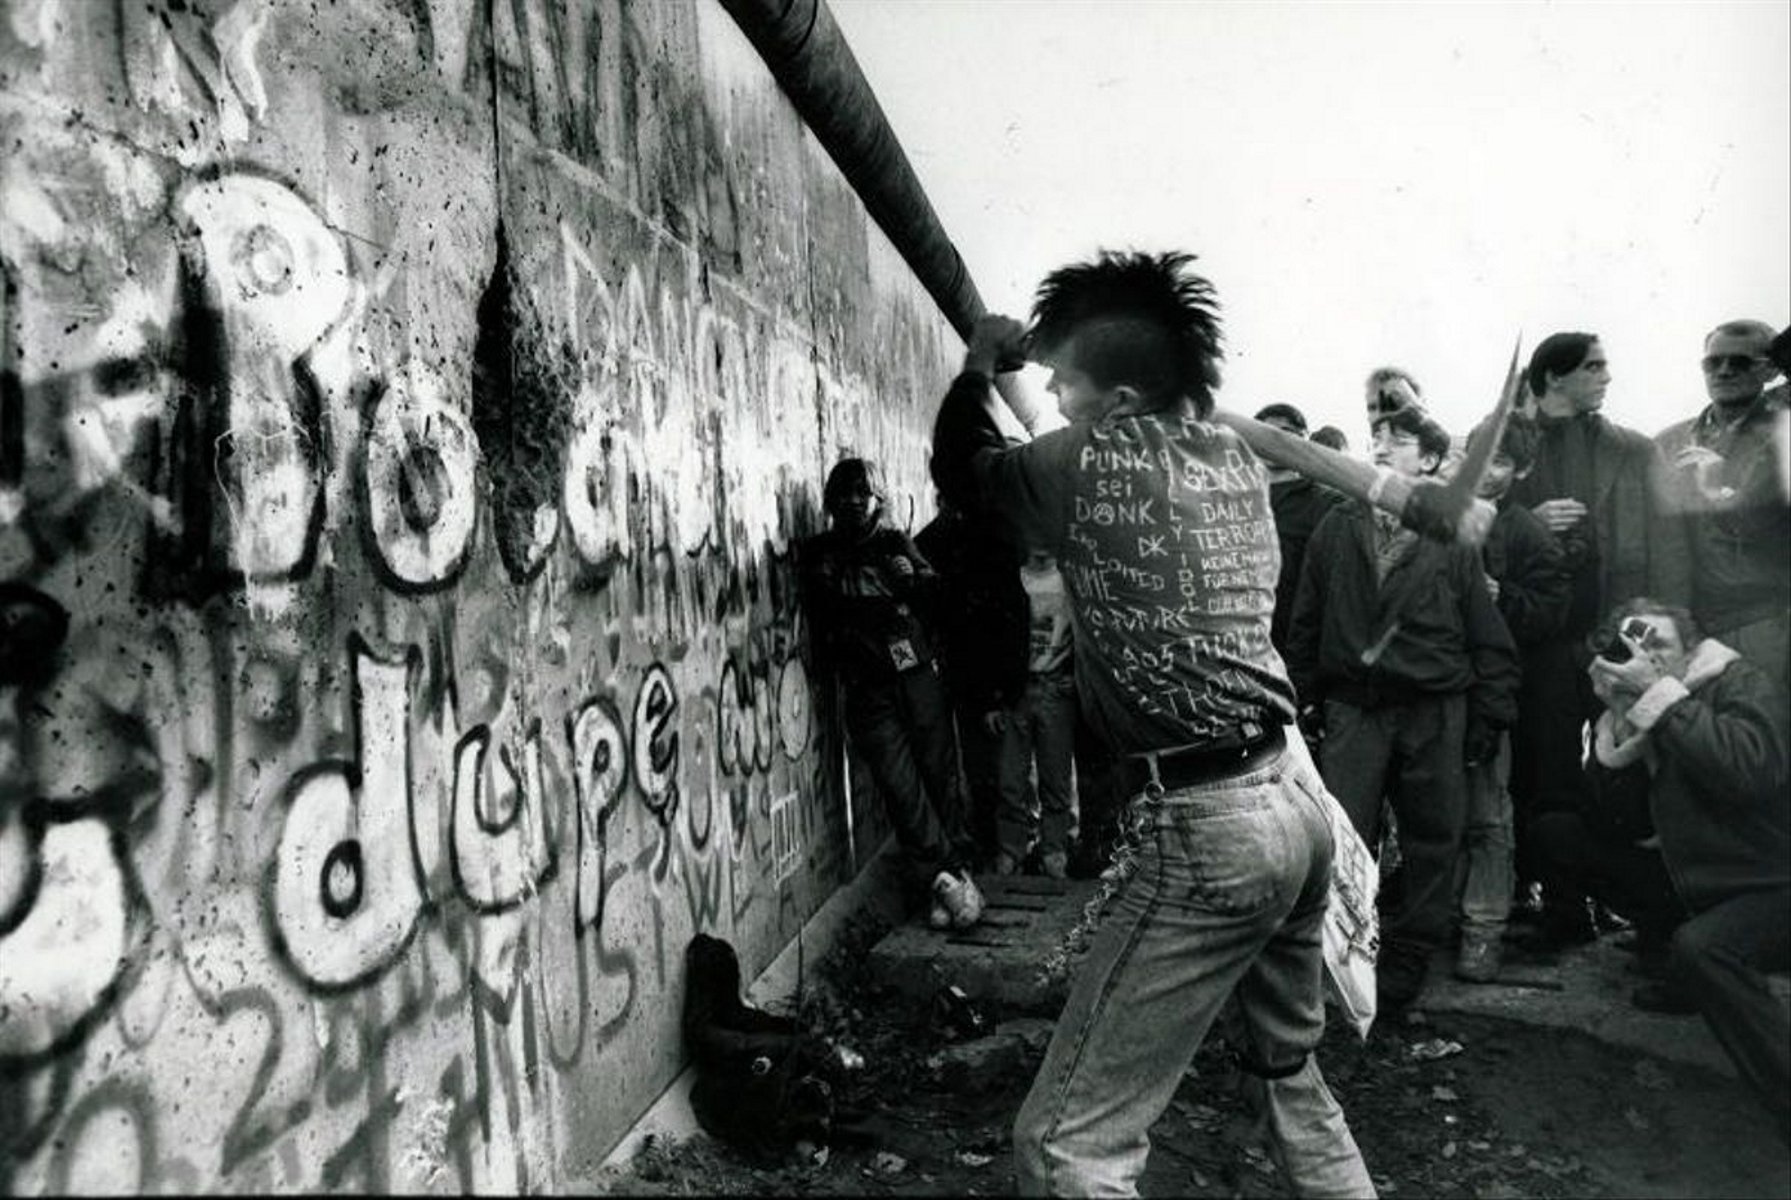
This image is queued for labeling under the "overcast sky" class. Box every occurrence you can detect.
[830,0,1791,446]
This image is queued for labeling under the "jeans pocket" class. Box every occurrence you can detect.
[1162,807,1294,916]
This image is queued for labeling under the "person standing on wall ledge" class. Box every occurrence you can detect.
[931,250,1376,1198]
[798,457,985,932]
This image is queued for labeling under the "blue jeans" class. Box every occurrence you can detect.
[1012,744,1375,1197]
[997,670,1079,860]
[1458,734,1513,932]
[843,663,975,890]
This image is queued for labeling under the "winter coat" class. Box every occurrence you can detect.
[1287,502,1520,733]
[1267,477,1348,655]
[1594,640,1790,911]
[799,525,942,684]
[914,509,1030,713]
[1484,499,1572,647]
[1507,412,1691,635]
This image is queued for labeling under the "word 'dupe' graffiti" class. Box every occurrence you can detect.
[269,635,809,991]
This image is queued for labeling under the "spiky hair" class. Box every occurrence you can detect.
[1028,250,1224,416]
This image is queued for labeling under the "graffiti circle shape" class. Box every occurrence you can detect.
[231,223,295,296]
[320,839,364,918]
[364,363,478,589]
[177,173,352,361]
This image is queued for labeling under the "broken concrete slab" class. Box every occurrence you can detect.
[867,874,1101,1015]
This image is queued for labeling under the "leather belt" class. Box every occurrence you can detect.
[1126,726,1287,795]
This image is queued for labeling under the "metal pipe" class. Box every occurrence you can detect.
[719,0,981,335]
[718,0,1051,433]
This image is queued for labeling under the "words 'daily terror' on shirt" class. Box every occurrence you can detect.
[934,374,1295,755]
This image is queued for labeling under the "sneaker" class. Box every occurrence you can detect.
[928,899,951,930]
[1509,880,1546,925]
[1040,851,1069,881]
[1454,928,1503,984]
[992,851,1020,877]
[1593,903,1632,934]
[932,869,984,930]
[1631,980,1699,1016]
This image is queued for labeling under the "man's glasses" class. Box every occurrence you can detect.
[1701,353,1766,373]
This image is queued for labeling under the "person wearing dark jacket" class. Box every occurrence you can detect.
[800,458,984,930]
[1505,331,1692,944]
[1454,413,1572,982]
[915,496,1030,868]
[1254,403,1348,658]
[1585,598,1789,1137]
[1288,405,1521,1008]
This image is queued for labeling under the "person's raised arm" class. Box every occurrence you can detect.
[932,316,1074,551]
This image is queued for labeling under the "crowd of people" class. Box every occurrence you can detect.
[797,250,1788,1194]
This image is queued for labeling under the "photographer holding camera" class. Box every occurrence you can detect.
[1580,598,1789,1136]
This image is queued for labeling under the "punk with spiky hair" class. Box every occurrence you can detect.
[928,261,1376,1195]
[1027,250,1225,418]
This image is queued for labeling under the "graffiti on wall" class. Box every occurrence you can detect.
[0,0,955,1194]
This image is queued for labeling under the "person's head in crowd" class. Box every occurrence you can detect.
[1254,405,1309,482]
[1371,406,1450,479]
[1769,326,1791,378]
[1587,597,1704,694]
[1700,320,1777,412]
[1464,412,1542,503]
[823,457,884,537]
[1311,425,1349,453]
[1527,332,1609,417]
[1028,250,1225,422]
[1364,366,1423,423]
[1254,403,1309,438]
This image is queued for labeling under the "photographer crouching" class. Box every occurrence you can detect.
[1582,598,1789,1141]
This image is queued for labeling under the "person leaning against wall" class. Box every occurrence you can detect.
[797,458,986,932]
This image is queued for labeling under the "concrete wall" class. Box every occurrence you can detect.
[0,0,958,1191]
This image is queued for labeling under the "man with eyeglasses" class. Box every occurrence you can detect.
[1503,332,1691,950]
[1287,405,1520,1010]
[1655,320,1790,695]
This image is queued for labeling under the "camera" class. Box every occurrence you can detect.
[1590,617,1657,664]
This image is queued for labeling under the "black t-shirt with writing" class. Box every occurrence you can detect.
[933,373,1295,756]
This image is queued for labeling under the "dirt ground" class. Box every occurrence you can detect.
[591,916,1790,1198]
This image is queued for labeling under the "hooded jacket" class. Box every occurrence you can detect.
[1594,639,1790,910]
